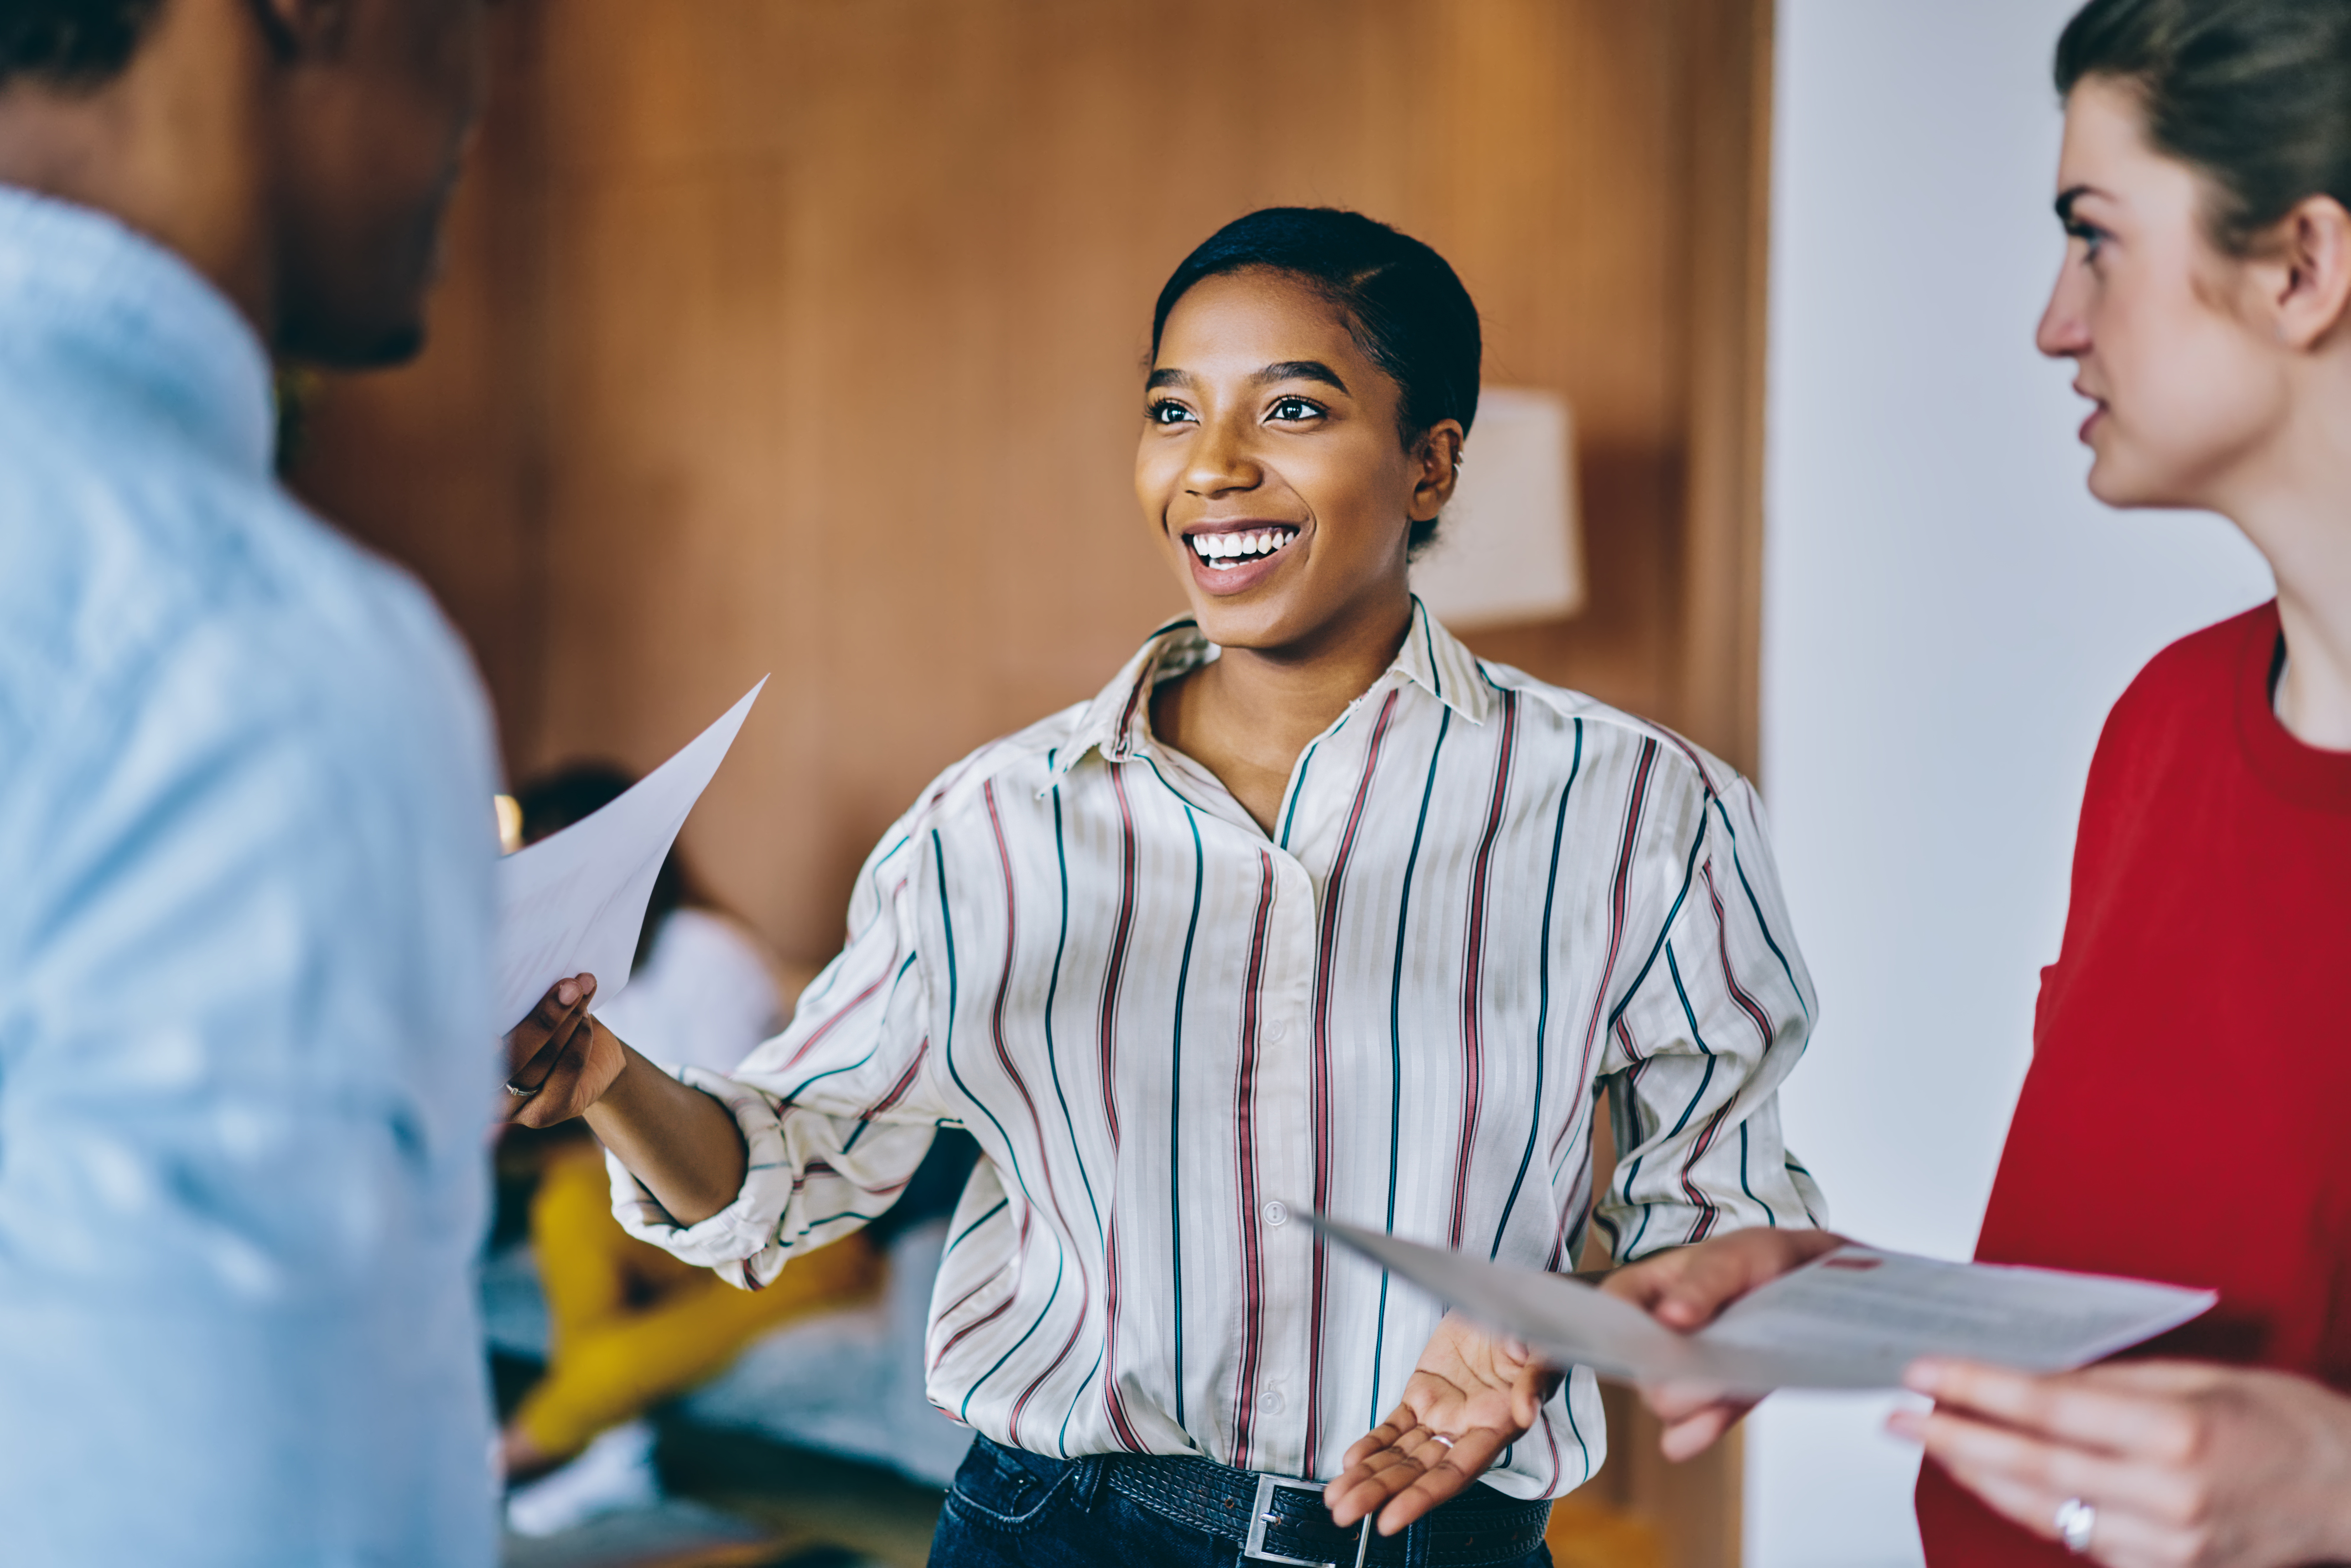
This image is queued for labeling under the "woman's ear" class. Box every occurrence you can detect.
[2263,195,2351,352]
[1409,420,1467,521]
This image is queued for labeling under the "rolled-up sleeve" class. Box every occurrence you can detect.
[1592,765,1828,1263]
[612,811,948,1288]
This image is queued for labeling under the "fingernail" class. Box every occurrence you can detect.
[1903,1361,1941,1395]
[1885,1410,1925,1444]
[581,974,597,995]
[555,980,577,1006]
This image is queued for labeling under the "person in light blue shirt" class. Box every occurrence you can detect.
[0,1,499,1562]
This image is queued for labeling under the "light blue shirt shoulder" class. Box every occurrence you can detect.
[0,187,499,1568]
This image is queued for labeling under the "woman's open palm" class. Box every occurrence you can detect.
[1323,1312,1561,1535]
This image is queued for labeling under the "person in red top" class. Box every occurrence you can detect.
[1890,2,2351,1562]
[1583,1,2351,1563]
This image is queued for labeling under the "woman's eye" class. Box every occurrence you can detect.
[1268,396,1323,423]
[2066,221,2106,262]
[1148,400,1195,426]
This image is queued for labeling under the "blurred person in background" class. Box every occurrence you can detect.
[494,762,884,1537]
[1605,3,2351,1565]
[0,0,501,1564]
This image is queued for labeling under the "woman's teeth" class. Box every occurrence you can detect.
[1188,527,1299,568]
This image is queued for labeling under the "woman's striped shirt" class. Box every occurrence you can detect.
[613,601,1826,1497]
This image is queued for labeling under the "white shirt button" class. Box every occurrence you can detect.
[1263,1200,1289,1227]
[1265,1019,1287,1043]
[1261,1388,1286,1415]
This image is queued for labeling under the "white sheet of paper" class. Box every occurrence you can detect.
[494,680,766,1033]
[1308,1214,2214,1393]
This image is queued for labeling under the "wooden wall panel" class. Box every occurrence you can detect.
[491,0,1720,962]
[296,0,1774,951]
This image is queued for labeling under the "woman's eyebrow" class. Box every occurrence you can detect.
[1254,360,1349,393]
[1146,367,1190,391]
[2055,184,2110,223]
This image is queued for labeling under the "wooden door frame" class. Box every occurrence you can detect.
[1679,0,1777,787]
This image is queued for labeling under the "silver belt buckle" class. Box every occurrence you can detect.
[1244,1474,1372,1568]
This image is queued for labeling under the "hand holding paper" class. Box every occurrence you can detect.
[1308,1212,2215,1396]
[494,685,771,1223]
[1600,1226,1846,1459]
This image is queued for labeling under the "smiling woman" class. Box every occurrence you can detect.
[498,205,1830,1568]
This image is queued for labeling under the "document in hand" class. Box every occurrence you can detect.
[494,680,767,1033]
[1309,1214,2215,1393]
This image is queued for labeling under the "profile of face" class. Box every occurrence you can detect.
[268,0,486,367]
[2038,78,2306,510]
[1135,268,1461,655]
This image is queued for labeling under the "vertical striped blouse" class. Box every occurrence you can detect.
[614,601,1826,1497]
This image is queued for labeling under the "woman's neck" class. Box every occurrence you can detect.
[2226,386,2351,751]
[2270,577,2351,752]
[1153,590,1414,833]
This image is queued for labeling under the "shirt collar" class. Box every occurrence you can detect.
[1050,596,1495,781]
[0,185,275,479]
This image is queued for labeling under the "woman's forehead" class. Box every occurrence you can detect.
[2059,79,2176,204]
[1154,270,1375,378]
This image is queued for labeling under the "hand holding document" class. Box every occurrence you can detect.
[494,681,766,1033]
[1309,1213,2214,1395]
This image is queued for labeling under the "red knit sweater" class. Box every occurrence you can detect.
[1917,602,2351,1563]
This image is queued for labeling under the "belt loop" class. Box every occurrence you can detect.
[1073,1453,1109,1511]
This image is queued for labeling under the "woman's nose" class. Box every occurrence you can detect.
[1185,416,1262,497]
[2037,267,2091,359]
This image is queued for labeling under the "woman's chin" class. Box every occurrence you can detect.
[1183,590,1315,653]
[2084,453,2184,512]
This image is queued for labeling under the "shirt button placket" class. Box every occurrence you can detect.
[1255,848,1320,1475]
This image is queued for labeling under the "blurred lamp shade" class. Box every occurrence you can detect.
[1411,387,1585,632]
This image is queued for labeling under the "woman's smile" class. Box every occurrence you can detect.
[1180,520,1306,595]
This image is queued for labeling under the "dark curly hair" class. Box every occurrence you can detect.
[1151,207,1483,559]
[2057,0,2351,255]
[1,0,166,90]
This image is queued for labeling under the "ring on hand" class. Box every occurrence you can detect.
[1428,1433,1455,1450]
[2054,1496,2095,1556]
[503,1079,540,1100]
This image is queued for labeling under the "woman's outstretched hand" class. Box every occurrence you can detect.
[1600,1227,1847,1458]
[1324,1312,1561,1536]
[501,974,625,1127]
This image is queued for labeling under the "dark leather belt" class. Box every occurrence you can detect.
[982,1438,1553,1567]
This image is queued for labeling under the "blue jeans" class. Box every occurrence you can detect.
[929,1437,1555,1568]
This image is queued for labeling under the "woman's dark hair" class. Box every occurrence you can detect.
[2056,0,2351,255]
[0,0,163,89]
[515,761,698,977]
[1151,207,1482,557]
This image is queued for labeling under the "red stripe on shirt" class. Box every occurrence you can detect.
[1304,690,1401,1464]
